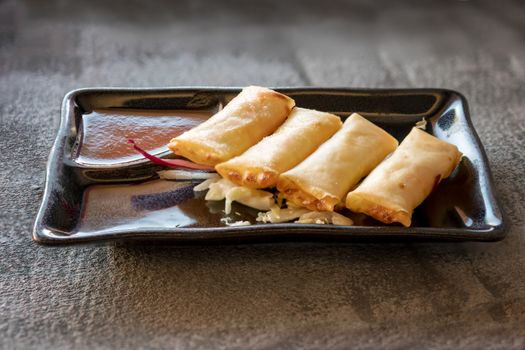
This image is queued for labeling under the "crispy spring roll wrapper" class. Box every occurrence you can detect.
[345,127,462,227]
[168,86,295,166]
[277,113,398,211]
[215,108,342,189]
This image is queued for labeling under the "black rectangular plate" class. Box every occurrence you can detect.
[33,88,505,245]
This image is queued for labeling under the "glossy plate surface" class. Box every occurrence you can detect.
[33,88,505,245]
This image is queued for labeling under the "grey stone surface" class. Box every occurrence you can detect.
[1,0,525,349]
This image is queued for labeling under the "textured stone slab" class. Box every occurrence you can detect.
[1,0,524,349]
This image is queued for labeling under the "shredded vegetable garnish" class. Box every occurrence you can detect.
[193,177,221,192]
[158,170,219,181]
[220,218,251,226]
[128,139,214,170]
[256,207,310,223]
[415,117,427,130]
[203,178,274,214]
[295,211,354,225]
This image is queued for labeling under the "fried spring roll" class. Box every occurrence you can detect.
[168,86,295,166]
[215,108,342,189]
[277,113,398,211]
[345,127,462,227]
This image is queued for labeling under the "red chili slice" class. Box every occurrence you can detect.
[128,140,214,171]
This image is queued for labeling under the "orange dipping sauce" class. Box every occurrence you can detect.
[75,109,211,164]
